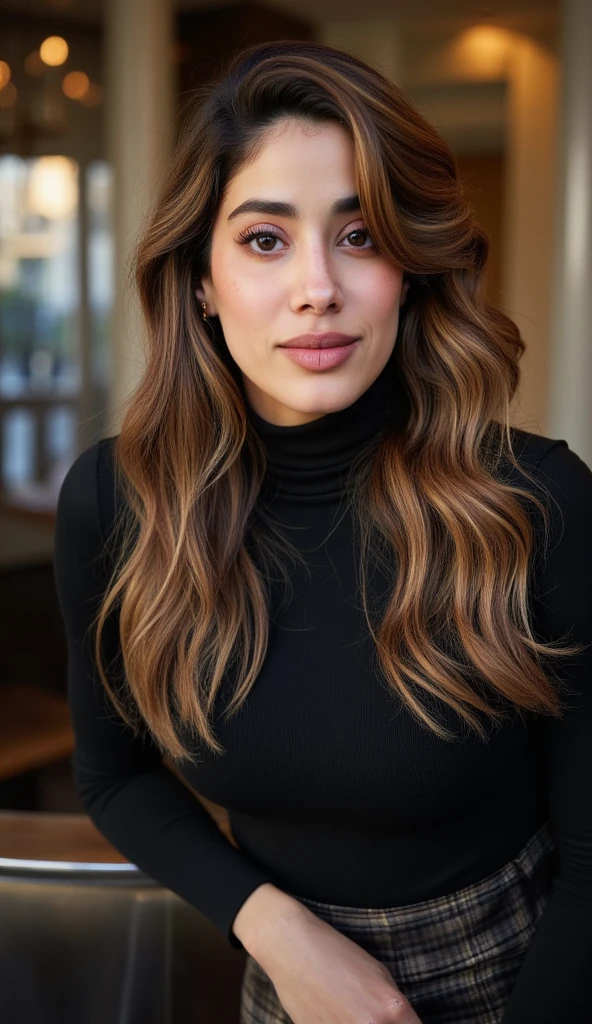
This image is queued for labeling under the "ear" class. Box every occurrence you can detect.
[194,279,217,316]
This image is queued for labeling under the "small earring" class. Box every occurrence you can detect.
[201,302,208,321]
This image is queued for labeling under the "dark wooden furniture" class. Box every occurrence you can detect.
[0,684,74,782]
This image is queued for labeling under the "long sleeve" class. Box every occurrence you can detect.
[52,440,274,949]
[501,441,592,1022]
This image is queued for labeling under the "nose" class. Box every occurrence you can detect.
[289,239,344,315]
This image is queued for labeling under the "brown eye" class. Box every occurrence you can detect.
[256,235,277,251]
[347,229,370,247]
[236,227,284,256]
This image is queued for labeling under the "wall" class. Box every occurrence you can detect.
[457,153,505,305]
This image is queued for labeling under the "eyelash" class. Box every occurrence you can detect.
[236,224,375,258]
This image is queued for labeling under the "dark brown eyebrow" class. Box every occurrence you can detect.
[227,194,361,222]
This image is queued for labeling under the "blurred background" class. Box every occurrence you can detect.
[0,2,590,1020]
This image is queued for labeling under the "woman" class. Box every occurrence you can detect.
[54,39,592,1024]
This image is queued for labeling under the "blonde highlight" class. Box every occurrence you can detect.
[88,40,584,764]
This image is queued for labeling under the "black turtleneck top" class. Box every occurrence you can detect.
[53,362,592,1022]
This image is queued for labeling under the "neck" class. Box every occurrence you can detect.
[245,358,406,504]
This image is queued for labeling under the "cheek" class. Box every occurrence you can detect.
[213,252,279,318]
[354,264,405,321]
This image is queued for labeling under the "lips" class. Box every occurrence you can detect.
[279,332,359,349]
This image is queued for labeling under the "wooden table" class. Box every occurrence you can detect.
[0,809,130,865]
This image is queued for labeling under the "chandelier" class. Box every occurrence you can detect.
[0,34,102,155]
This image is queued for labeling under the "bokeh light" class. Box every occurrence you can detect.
[27,156,78,220]
[0,82,17,108]
[39,36,69,67]
[25,51,46,76]
[0,61,11,89]
[62,71,90,99]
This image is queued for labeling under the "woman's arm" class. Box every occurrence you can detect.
[53,440,275,949]
[501,441,592,1022]
[233,882,424,1024]
[54,439,425,1023]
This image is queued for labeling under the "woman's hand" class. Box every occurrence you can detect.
[254,898,423,1024]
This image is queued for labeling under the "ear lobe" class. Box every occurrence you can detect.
[195,282,217,316]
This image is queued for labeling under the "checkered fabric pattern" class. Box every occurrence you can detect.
[239,819,557,1024]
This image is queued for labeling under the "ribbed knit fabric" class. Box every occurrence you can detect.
[54,363,592,1022]
[243,355,395,503]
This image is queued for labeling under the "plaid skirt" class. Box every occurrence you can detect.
[239,818,557,1024]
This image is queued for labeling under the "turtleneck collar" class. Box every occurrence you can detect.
[244,357,403,505]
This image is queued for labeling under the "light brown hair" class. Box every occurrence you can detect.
[90,39,584,762]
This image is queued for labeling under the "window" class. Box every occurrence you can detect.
[0,154,113,509]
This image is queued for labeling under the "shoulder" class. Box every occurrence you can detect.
[56,434,122,541]
[506,426,569,471]
[506,426,592,516]
[503,432,592,658]
[506,430,592,614]
[486,427,592,577]
[56,439,101,536]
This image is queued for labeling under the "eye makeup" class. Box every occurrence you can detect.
[235,223,376,258]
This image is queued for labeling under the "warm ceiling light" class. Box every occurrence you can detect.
[0,82,17,109]
[0,61,10,89]
[39,36,69,67]
[62,70,90,99]
[25,51,46,76]
[27,156,78,220]
[454,25,512,76]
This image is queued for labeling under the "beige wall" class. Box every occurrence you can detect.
[502,38,558,434]
[457,153,505,306]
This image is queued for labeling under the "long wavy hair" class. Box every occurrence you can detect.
[90,39,584,763]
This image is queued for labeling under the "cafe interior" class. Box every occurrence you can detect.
[0,0,589,1020]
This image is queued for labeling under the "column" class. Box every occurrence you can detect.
[103,0,174,437]
[502,36,559,436]
[548,0,592,465]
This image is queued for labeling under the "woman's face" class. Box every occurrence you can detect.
[196,116,408,426]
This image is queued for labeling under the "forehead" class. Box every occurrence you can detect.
[219,118,356,210]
